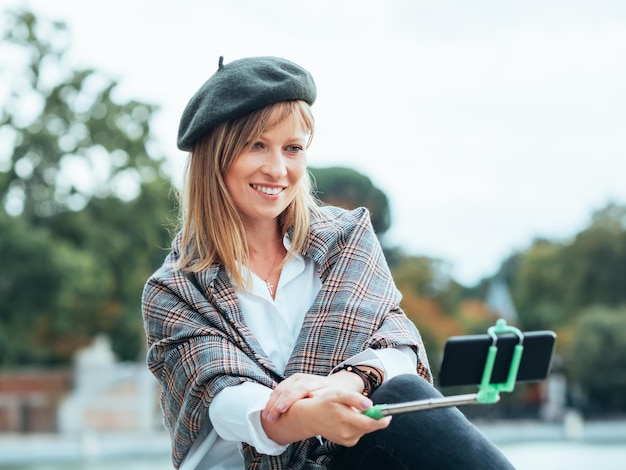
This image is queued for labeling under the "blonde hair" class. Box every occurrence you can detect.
[176,100,317,288]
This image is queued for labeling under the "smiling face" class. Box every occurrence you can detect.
[224,109,309,229]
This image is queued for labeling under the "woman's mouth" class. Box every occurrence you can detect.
[251,184,283,195]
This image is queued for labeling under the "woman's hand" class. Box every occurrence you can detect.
[263,371,363,424]
[262,388,392,447]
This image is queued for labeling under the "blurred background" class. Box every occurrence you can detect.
[1,1,625,469]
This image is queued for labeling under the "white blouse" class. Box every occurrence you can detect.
[180,250,417,470]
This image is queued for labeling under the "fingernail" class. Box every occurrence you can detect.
[277,403,286,412]
[265,413,276,423]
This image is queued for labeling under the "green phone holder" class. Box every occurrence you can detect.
[476,318,524,404]
[363,319,525,419]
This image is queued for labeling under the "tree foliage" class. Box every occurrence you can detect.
[0,210,107,364]
[1,9,164,222]
[496,202,626,413]
[569,306,626,413]
[0,8,175,366]
[508,203,626,332]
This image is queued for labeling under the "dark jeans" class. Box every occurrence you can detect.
[336,375,515,469]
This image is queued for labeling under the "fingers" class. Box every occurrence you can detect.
[263,373,325,423]
[261,386,392,448]
[341,390,373,412]
[262,375,392,444]
[304,390,392,447]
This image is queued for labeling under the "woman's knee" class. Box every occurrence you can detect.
[371,374,442,404]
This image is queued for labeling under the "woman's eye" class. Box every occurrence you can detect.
[250,142,264,150]
[287,145,303,152]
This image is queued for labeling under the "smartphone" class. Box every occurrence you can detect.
[437,330,557,387]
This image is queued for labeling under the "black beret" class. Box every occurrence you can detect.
[177,56,317,151]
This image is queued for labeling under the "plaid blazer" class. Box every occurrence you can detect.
[142,206,431,469]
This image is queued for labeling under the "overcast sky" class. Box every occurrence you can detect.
[3,0,626,285]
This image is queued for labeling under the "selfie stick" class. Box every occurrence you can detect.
[363,319,525,419]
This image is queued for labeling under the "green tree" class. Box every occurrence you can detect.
[509,239,569,330]
[0,8,174,366]
[391,254,462,311]
[508,203,626,331]
[569,306,626,413]
[492,202,626,413]
[1,9,165,222]
[0,210,108,365]
[561,204,626,309]
[309,166,391,235]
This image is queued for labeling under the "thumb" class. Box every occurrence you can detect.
[339,391,373,412]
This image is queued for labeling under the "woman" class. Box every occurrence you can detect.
[142,56,514,469]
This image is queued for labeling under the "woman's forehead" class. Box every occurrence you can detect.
[264,103,313,134]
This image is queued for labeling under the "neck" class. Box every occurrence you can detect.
[244,220,282,255]
[249,240,285,300]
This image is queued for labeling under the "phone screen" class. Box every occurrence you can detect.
[437,330,556,387]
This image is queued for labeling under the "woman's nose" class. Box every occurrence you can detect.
[263,149,287,178]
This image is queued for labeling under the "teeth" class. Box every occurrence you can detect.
[252,184,282,195]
